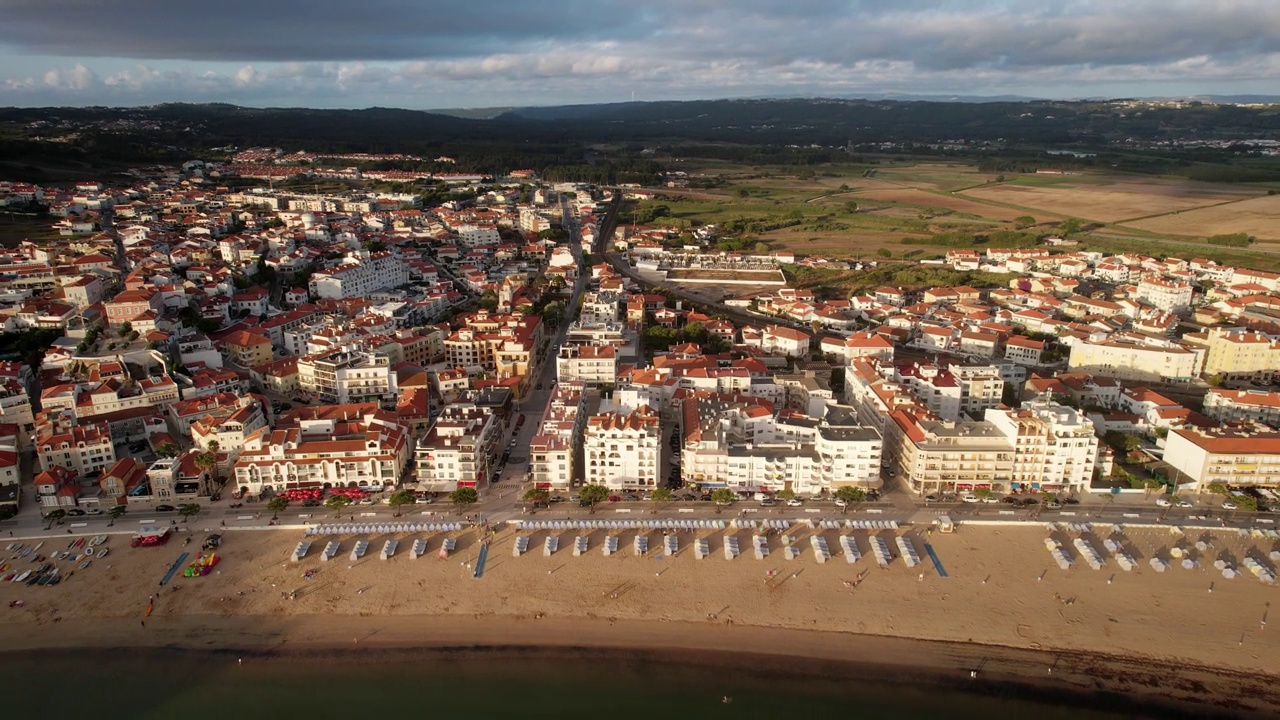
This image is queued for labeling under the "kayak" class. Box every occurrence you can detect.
[12,570,30,584]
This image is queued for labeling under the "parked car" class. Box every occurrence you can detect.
[1222,500,1239,510]
[1020,497,1039,506]
[155,505,175,512]
[786,498,803,507]
[960,494,980,503]
[759,499,775,507]
[1155,497,1172,508]
[834,498,848,507]
[1176,499,1193,508]
[66,509,86,516]
[1000,496,1020,504]
[608,495,622,502]
[981,495,999,504]
[549,495,565,503]
[1045,500,1062,509]
[923,494,941,503]
[699,494,713,502]
[86,508,104,516]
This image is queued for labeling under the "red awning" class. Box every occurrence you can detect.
[535,483,552,489]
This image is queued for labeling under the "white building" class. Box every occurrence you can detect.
[415,404,502,491]
[297,350,397,404]
[1165,426,1280,492]
[1136,276,1194,314]
[555,345,618,386]
[529,381,587,491]
[1202,389,1280,428]
[1067,334,1203,382]
[892,363,1005,422]
[583,405,661,491]
[985,401,1100,494]
[308,250,409,300]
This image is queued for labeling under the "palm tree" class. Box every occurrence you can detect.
[388,489,416,517]
[1101,493,1115,518]
[178,503,201,523]
[325,494,352,518]
[156,442,179,458]
[449,487,479,514]
[193,451,218,491]
[579,484,608,514]
[108,505,127,526]
[266,496,289,520]
[523,488,550,506]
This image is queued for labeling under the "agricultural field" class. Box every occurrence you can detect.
[959,175,1261,224]
[1122,194,1280,241]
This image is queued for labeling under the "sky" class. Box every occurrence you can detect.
[2,0,1279,109]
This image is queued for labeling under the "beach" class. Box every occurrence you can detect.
[2,522,1279,716]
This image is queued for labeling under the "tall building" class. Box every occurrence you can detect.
[415,404,502,491]
[892,412,1015,495]
[529,381,587,491]
[1165,426,1280,492]
[308,250,409,300]
[298,350,397,404]
[583,405,661,491]
[1184,328,1280,382]
[985,401,1100,494]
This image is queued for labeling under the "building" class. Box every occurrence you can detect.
[893,412,1015,495]
[892,362,1004,422]
[37,420,116,477]
[414,404,501,491]
[231,404,412,494]
[1067,334,1202,382]
[555,345,618,386]
[985,401,1100,494]
[583,405,661,491]
[1185,328,1280,382]
[529,381,587,490]
[1165,426,1280,492]
[297,350,397,404]
[103,288,162,328]
[1202,389,1280,428]
[308,249,410,300]
[1136,277,1194,314]
[1003,336,1045,366]
[221,330,274,368]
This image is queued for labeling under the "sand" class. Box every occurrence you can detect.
[2,523,1279,713]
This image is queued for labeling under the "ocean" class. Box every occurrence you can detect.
[2,646,1184,719]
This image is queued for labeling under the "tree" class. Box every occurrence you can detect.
[1014,215,1036,229]
[1235,495,1259,512]
[1206,482,1229,496]
[651,487,673,503]
[388,489,416,517]
[523,488,550,506]
[1059,218,1083,235]
[266,496,289,520]
[194,451,218,489]
[178,503,201,523]
[449,487,479,513]
[1206,374,1223,387]
[44,508,66,528]
[835,486,866,513]
[974,487,995,502]
[876,248,892,258]
[1100,493,1115,517]
[710,488,736,512]
[156,441,179,458]
[108,504,127,526]
[776,488,796,501]
[119,321,133,337]
[1142,478,1161,498]
[735,187,750,199]
[325,494,352,517]
[579,484,609,513]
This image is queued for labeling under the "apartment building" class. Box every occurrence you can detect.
[892,412,1015,495]
[1136,276,1194,314]
[37,420,117,477]
[308,250,409,300]
[1184,328,1280,381]
[231,404,411,494]
[1003,336,1045,366]
[583,404,661,491]
[221,330,274,368]
[529,381,587,491]
[103,288,162,328]
[1067,334,1202,382]
[555,345,618,386]
[444,312,542,381]
[892,362,1004,422]
[415,403,502,491]
[297,350,397,404]
[1202,389,1280,428]
[1165,426,1280,492]
[190,397,269,452]
[985,401,1100,494]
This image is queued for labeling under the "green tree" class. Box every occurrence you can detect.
[735,187,750,199]
[178,503,201,523]
[119,321,133,337]
[44,508,66,528]
[449,487,479,512]
[651,487,673,503]
[776,488,796,501]
[974,487,995,502]
[1235,495,1259,512]
[388,489,417,517]
[835,486,866,513]
[1059,217,1083,235]
[523,488,551,505]
[156,441,179,458]
[266,496,289,520]
[194,451,218,489]
[1014,215,1036,229]
[579,484,609,513]
[876,248,892,258]
[108,505,127,526]
[710,488,736,512]
[325,494,352,517]
[1206,482,1229,496]
[1206,374,1223,387]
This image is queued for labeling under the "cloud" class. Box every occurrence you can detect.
[2,1,1280,105]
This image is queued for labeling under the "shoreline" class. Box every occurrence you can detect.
[2,614,1278,717]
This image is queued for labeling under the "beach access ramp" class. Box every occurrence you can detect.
[574,536,589,556]
[380,540,397,560]
[321,541,340,562]
[839,535,861,564]
[291,541,311,563]
[410,539,428,559]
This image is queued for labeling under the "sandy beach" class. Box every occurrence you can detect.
[2,521,1278,715]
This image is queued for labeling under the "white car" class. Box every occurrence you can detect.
[834,498,848,507]
[1222,500,1239,510]
[961,493,980,503]
[786,498,803,507]
[1155,497,1172,508]
[1175,499,1192,508]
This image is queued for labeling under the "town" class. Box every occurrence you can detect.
[1,153,1279,536]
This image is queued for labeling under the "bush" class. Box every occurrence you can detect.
[1206,232,1251,247]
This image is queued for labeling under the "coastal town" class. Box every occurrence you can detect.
[2,151,1280,715]
[0,154,1278,526]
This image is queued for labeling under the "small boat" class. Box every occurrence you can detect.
[26,574,42,586]
[78,559,91,570]
[66,539,76,549]
[36,574,51,586]
[75,538,85,548]
[97,548,109,559]
[4,543,13,551]
[33,542,43,552]
[85,547,94,557]
[8,600,23,608]
[1,573,12,582]
[20,548,32,558]
[48,575,60,586]
[12,570,30,584]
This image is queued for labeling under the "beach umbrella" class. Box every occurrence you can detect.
[1181,559,1195,570]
